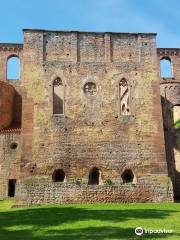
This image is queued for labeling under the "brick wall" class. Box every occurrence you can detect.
[16,177,173,205]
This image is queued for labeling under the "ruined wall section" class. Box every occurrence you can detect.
[0,43,23,128]
[0,131,21,197]
[16,30,173,203]
[158,48,180,199]
[0,44,23,198]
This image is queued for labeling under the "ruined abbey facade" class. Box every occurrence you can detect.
[0,29,179,204]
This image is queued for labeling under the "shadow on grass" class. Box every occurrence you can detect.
[0,205,179,240]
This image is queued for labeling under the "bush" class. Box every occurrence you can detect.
[104,179,114,186]
[75,178,82,186]
[174,119,180,129]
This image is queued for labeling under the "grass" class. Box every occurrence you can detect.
[0,199,180,240]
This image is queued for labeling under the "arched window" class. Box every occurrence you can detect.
[88,167,100,185]
[7,56,20,80]
[119,78,130,115]
[121,169,134,183]
[53,77,64,114]
[160,57,172,78]
[52,169,65,182]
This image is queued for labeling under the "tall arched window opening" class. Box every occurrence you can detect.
[7,56,20,80]
[160,57,172,78]
[53,77,64,114]
[119,78,130,116]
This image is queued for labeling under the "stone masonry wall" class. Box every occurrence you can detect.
[0,31,176,203]
[0,132,21,197]
[158,48,180,199]
[0,43,23,198]
[15,30,173,204]
[16,177,173,205]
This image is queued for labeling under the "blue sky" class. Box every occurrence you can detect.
[0,0,179,47]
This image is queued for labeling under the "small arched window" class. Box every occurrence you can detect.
[160,57,172,78]
[121,169,134,183]
[88,167,100,185]
[53,77,64,114]
[119,78,130,115]
[7,56,20,80]
[52,169,65,182]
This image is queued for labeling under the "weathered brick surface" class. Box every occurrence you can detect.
[0,132,21,197]
[0,30,179,204]
[0,82,15,129]
[16,177,173,205]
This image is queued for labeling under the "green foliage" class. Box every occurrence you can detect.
[0,199,180,239]
[75,177,82,186]
[104,179,114,186]
[174,119,180,129]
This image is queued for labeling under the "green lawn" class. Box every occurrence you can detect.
[0,199,180,240]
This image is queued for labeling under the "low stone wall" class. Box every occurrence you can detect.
[15,176,173,205]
